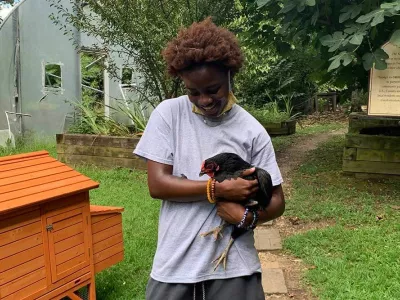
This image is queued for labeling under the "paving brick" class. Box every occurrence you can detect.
[255,228,281,238]
[255,228,282,251]
[263,261,280,269]
[269,238,282,250]
[255,236,270,250]
[259,220,274,226]
[262,268,288,294]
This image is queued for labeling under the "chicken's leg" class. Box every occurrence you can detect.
[212,237,234,271]
[200,220,229,240]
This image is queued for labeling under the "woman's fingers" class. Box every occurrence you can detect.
[250,179,259,188]
[241,167,256,177]
[215,175,259,202]
[251,184,259,193]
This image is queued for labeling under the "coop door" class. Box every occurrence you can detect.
[45,207,90,283]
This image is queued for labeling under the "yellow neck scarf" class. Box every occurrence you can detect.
[192,91,237,117]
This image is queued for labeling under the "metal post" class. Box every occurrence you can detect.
[104,57,110,117]
[12,6,22,134]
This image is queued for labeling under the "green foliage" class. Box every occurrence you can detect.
[235,52,319,108]
[362,48,389,70]
[111,101,148,133]
[245,102,291,123]
[250,0,400,90]
[81,52,105,106]
[44,64,62,88]
[48,0,238,106]
[231,7,321,109]
[68,95,149,136]
[68,99,131,136]
[244,93,300,123]
[390,29,400,46]
[318,98,329,111]
[328,52,353,72]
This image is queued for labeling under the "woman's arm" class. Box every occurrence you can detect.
[215,184,285,225]
[147,160,259,202]
[147,160,206,200]
[256,184,285,224]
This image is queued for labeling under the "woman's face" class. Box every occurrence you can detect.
[180,64,230,118]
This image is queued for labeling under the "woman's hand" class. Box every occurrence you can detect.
[214,168,259,202]
[216,201,246,224]
[216,201,254,226]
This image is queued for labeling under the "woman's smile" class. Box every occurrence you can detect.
[180,64,230,118]
[200,102,219,113]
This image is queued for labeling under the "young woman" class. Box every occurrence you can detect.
[134,18,285,300]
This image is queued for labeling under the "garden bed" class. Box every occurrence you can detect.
[56,134,146,170]
[342,113,400,178]
[263,120,296,136]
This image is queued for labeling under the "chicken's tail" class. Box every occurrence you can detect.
[255,167,273,209]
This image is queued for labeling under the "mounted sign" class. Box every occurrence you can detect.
[368,42,400,117]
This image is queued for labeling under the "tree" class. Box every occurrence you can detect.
[230,2,322,110]
[248,0,400,90]
[48,0,238,106]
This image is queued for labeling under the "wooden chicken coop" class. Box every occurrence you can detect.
[0,151,124,300]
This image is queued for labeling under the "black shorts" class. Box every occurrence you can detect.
[146,273,264,300]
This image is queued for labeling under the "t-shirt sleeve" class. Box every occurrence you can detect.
[133,108,174,165]
[251,131,283,186]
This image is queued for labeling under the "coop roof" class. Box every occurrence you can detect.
[0,150,99,214]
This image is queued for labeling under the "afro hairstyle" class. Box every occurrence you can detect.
[162,17,244,77]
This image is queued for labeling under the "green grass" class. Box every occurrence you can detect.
[79,167,159,300]
[284,135,400,300]
[0,135,57,158]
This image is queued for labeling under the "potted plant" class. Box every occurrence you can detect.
[244,93,300,136]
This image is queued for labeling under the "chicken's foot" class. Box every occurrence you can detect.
[200,221,228,241]
[212,237,234,271]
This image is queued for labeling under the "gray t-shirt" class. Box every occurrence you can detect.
[133,95,283,283]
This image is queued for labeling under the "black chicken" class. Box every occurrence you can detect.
[199,152,273,271]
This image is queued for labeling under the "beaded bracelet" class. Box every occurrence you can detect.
[211,179,216,201]
[236,208,259,230]
[236,207,250,229]
[247,210,259,230]
[206,178,216,204]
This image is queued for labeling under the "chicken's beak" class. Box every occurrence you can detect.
[199,171,206,177]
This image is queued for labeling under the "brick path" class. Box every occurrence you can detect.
[256,222,288,296]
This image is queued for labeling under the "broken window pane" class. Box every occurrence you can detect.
[81,52,105,108]
[122,68,133,85]
[44,64,62,88]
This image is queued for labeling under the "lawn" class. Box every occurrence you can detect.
[81,167,159,300]
[284,136,400,300]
